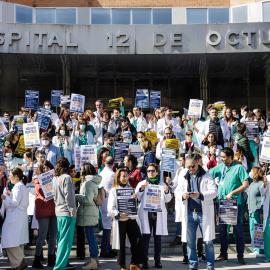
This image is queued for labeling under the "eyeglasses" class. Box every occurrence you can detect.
[147,170,156,173]
[187,165,196,169]
[186,134,193,136]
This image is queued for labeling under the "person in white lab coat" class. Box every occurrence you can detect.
[130,107,148,133]
[1,168,29,270]
[135,163,171,269]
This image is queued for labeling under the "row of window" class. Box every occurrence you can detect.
[15,2,270,25]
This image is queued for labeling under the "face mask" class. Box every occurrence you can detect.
[60,130,66,136]
[260,125,265,129]
[138,138,142,143]
[235,116,239,119]
[80,125,86,130]
[45,106,51,110]
[107,144,111,149]
[5,153,12,158]
[42,140,50,146]
[23,159,28,164]
[126,139,132,144]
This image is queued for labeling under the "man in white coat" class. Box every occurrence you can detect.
[99,156,116,258]
[175,154,218,270]
[94,99,104,119]
[200,107,230,148]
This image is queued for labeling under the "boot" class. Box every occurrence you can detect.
[32,256,44,269]
[47,254,56,267]
[97,258,100,266]
[15,259,27,270]
[170,236,181,246]
[81,258,98,270]
[130,264,142,270]
[120,266,127,270]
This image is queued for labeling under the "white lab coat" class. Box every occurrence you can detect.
[135,180,171,235]
[174,168,218,242]
[52,136,73,164]
[180,140,199,154]
[96,122,116,147]
[89,118,101,145]
[157,117,182,140]
[99,167,115,230]
[1,181,29,248]
[51,112,59,126]
[130,116,148,132]
[71,131,95,147]
[260,176,270,231]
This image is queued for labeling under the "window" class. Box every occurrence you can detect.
[209,8,229,23]
[232,5,248,23]
[132,9,151,24]
[36,9,55,24]
[187,8,207,24]
[16,5,32,23]
[91,8,111,24]
[56,8,76,24]
[263,1,270,22]
[112,9,130,24]
[153,8,172,24]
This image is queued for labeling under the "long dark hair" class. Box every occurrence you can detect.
[12,168,28,185]
[81,162,96,181]
[6,131,19,143]
[54,157,70,176]
[97,147,110,168]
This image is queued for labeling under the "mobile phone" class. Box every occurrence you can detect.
[188,192,195,195]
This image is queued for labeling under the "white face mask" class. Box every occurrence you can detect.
[45,105,51,110]
[60,130,66,136]
[42,140,50,146]
[126,139,132,144]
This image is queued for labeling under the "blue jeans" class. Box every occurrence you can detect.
[187,211,214,269]
[101,229,112,254]
[217,204,245,258]
[85,226,98,259]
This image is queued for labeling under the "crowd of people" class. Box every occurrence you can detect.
[0,99,270,270]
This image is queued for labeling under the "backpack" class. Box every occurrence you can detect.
[95,186,106,206]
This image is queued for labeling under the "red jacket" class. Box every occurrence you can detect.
[128,168,142,189]
[33,177,56,220]
[207,154,217,170]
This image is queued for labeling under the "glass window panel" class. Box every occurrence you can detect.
[91,8,111,24]
[209,8,229,23]
[112,9,130,24]
[232,6,248,23]
[132,9,151,24]
[153,8,172,24]
[263,1,270,22]
[56,8,76,24]
[16,5,32,23]
[186,8,207,24]
[36,9,55,24]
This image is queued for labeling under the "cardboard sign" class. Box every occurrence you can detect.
[116,188,137,217]
[80,145,97,167]
[150,91,161,109]
[25,90,39,110]
[51,90,64,107]
[23,122,40,148]
[187,99,203,118]
[219,199,238,225]
[135,89,149,108]
[114,141,129,163]
[37,169,54,201]
[260,136,270,163]
[161,148,176,173]
[14,136,31,156]
[70,94,85,114]
[251,223,264,249]
[143,184,164,212]
[35,107,52,130]
[145,131,159,152]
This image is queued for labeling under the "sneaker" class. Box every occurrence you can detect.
[98,230,103,236]
[198,254,206,262]
[249,251,258,256]
[238,257,247,265]
[256,254,266,258]
[215,255,228,262]
[263,257,270,263]
[182,255,189,264]
[65,263,76,270]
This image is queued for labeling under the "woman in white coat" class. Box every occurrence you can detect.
[107,168,144,270]
[180,129,199,154]
[135,163,171,269]
[1,168,29,270]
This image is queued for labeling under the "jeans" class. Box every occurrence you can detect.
[101,229,112,254]
[85,226,98,259]
[187,211,214,269]
[35,216,57,256]
[217,204,245,258]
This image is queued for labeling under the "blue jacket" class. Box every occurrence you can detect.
[141,150,156,179]
[38,144,61,167]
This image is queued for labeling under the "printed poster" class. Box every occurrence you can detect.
[0,118,9,138]
[70,94,85,114]
[51,90,64,107]
[23,122,40,148]
[143,184,164,212]
[13,115,27,133]
[145,131,159,152]
[25,90,39,110]
[161,148,176,173]
[150,91,161,109]
[187,99,203,118]
[251,223,264,249]
[116,188,137,217]
[164,138,180,159]
[38,169,54,201]
[60,95,71,107]
[114,141,129,163]
[135,89,149,108]
[74,146,81,172]
[245,121,259,140]
[80,145,97,167]
[35,107,52,130]
[260,136,270,163]
[129,144,144,159]
[0,146,4,167]
[219,199,238,225]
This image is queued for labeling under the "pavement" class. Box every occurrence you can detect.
[0,254,269,270]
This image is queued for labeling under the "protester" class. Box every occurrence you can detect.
[98,110,116,146]
[97,132,115,157]
[55,106,74,133]
[43,100,59,125]
[5,131,20,154]
[133,131,145,145]
[240,106,249,123]
[97,147,110,174]
[180,129,199,153]
[202,142,221,171]
[94,99,103,119]
[130,107,148,132]
[4,145,23,176]
[124,154,142,188]
[115,117,137,143]
[222,107,237,138]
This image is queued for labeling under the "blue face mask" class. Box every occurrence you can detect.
[126,139,132,144]
[80,125,86,130]
[138,138,142,143]
[60,130,66,136]
[260,125,265,129]
[45,106,51,110]
[5,153,12,158]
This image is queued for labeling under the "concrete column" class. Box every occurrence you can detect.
[199,56,208,118]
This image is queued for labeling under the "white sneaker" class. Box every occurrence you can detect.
[249,251,258,256]
[256,254,266,258]
[98,230,103,236]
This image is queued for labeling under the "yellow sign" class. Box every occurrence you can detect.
[14,136,31,156]
[164,138,179,159]
[213,103,226,118]
[145,131,159,152]
[108,97,124,108]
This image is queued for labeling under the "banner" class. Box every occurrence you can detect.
[260,136,270,163]
[0,146,4,167]
[37,169,54,201]
[60,95,71,107]
[23,122,40,148]
[164,138,180,159]
[187,99,203,118]
[0,118,9,138]
[129,144,144,159]
[135,89,149,108]
[245,121,259,140]
[35,107,52,130]
[114,141,129,163]
[116,188,137,217]
[219,199,238,225]
[70,94,85,114]
[25,90,39,110]
[108,97,124,108]
[251,223,264,249]
[143,184,164,212]
[145,131,159,152]
[51,90,64,107]
[74,146,81,172]
[150,90,161,109]
[13,115,27,133]
[161,148,176,173]
[80,145,97,167]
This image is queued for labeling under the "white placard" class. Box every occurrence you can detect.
[0,118,8,138]
[260,136,270,163]
[37,169,54,201]
[187,99,203,118]
[251,223,264,249]
[23,122,40,148]
[143,184,165,212]
[74,146,81,172]
[70,94,85,114]
[81,145,97,167]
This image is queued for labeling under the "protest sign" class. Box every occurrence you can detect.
[114,141,129,163]
[161,148,176,173]
[143,184,164,212]
[129,144,144,159]
[145,131,159,152]
[80,145,97,167]
[0,118,9,138]
[51,90,64,107]
[251,223,264,249]
[70,94,85,114]
[0,146,4,167]
[164,138,180,159]
[183,108,188,118]
[219,199,238,225]
[187,99,203,118]
[37,169,54,201]
[25,90,39,110]
[233,134,239,155]
[35,107,52,130]
[135,89,149,108]
[60,95,71,107]
[116,188,137,217]
[0,117,9,131]
[260,136,270,163]
[150,91,161,109]
[213,102,226,118]
[23,122,40,148]
[74,146,81,172]
[245,121,259,140]
[13,115,27,133]
[14,136,30,156]
[108,97,124,108]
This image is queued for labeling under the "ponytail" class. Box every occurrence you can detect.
[12,168,28,186]
[21,175,28,185]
